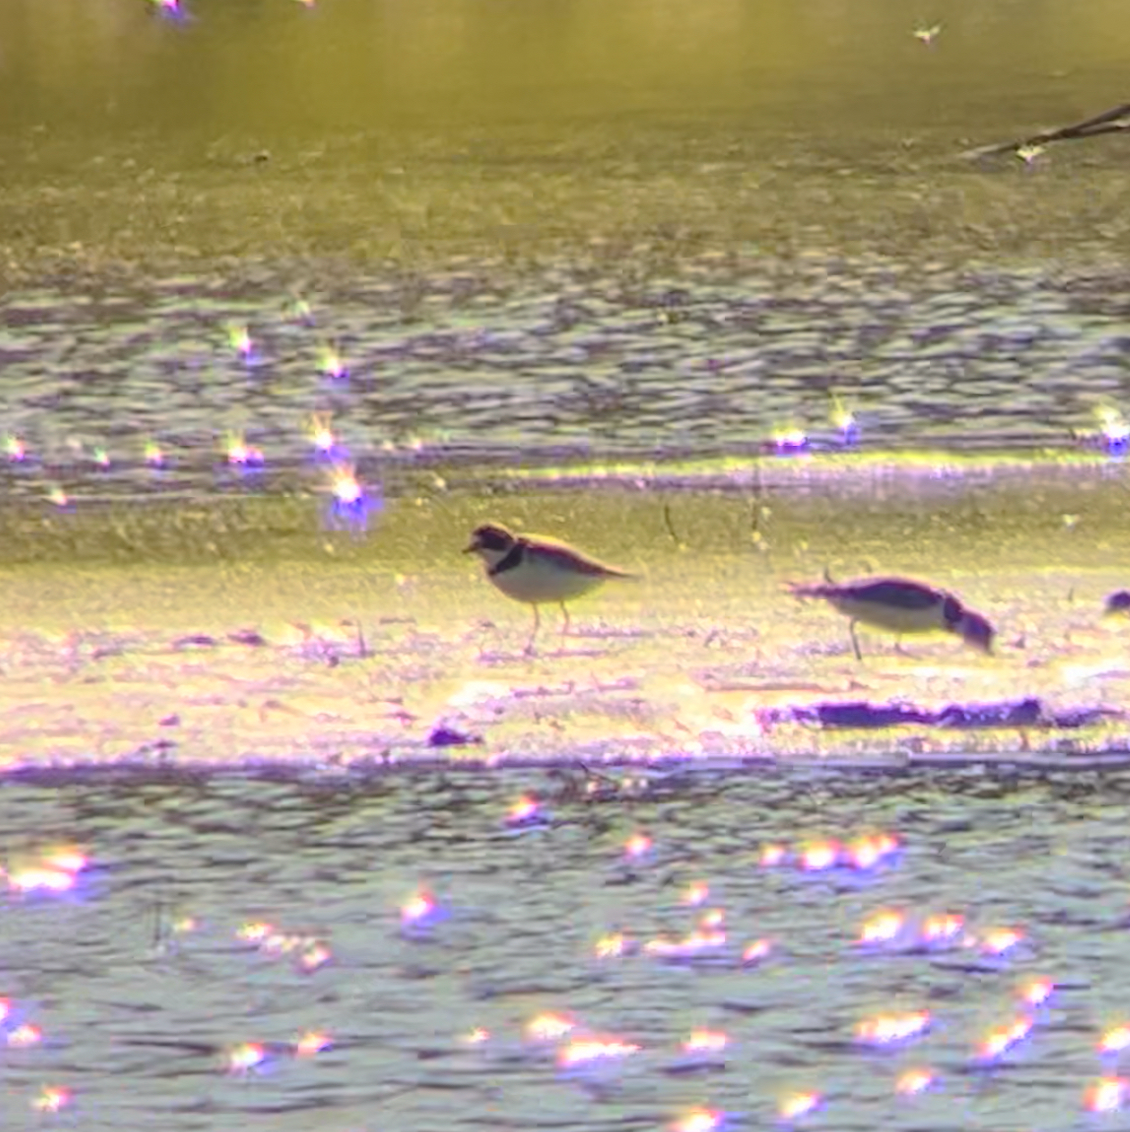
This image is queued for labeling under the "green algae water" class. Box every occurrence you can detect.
[2,0,1129,279]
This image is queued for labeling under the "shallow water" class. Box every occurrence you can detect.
[4,768,1130,1130]
[3,256,1130,502]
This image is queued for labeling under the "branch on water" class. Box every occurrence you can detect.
[962,100,1130,159]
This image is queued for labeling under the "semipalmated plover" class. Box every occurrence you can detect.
[464,522,634,652]
[787,574,994,660]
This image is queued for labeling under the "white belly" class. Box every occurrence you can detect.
[829,595,945,635]
[490,557,609,605]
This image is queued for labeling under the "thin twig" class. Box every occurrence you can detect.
[577,760,620,788]
[750,465,767,544]
[963,100,1130,159]
[662,502,682,547]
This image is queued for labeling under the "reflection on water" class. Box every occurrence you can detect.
[4,768,1130,1129]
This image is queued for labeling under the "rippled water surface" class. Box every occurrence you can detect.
[4,768,1130,1130]
[2,259,1129,498]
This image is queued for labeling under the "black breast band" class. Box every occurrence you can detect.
[489,541,525,576]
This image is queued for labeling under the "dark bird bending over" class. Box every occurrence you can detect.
[786,574,994,660]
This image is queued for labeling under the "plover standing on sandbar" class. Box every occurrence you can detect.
[464,522,635,653]
[786,573,994,660]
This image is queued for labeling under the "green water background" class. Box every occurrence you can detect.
[2,0,1128,277]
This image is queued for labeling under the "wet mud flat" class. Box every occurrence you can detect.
[4,460,1130,772]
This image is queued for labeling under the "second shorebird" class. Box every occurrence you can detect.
[464,522,635,653]
[786,573,994,660]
